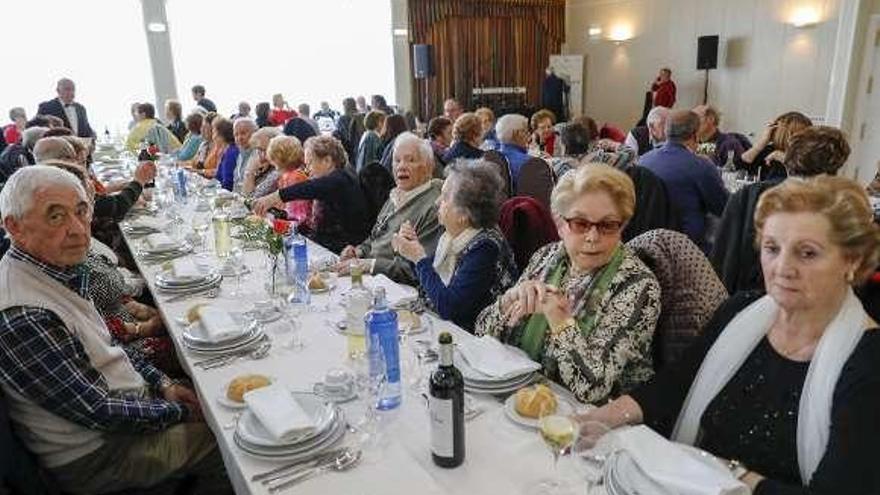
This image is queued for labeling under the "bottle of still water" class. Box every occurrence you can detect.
[285,224,310,305]
[365,287,401,409]
[173,164,188,203]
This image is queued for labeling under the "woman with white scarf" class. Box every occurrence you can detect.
[393,160,517,331]
[576,175,880,494]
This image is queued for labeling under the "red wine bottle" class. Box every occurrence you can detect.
[429,332,465,468]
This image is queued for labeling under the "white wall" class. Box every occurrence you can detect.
[564,0,844,136]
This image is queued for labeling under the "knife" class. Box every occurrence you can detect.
[251,447,347,483]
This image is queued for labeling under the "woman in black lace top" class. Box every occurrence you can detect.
[575,176,880,494]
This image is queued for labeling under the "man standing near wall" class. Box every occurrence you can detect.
[651,67,677,108]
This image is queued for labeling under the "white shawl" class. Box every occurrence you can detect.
[671,289,867,483]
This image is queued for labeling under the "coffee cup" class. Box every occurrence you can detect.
[313,368,355,399]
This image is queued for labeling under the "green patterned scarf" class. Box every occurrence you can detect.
[518,245,625,361]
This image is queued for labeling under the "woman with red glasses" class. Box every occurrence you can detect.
[475,163,661,404]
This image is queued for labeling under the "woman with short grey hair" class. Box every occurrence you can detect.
[393,160,518,330]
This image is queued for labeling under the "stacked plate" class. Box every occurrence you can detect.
[139,240,193,262]
[182,318,264,355]
[234,392,346,461]
[455,348,538,395]
[155,270,221,294]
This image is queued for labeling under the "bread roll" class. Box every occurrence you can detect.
[226,374,271,403]
[514,384,558,418]
[308,273,327,290]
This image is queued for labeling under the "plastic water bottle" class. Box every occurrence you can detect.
[286,225,310,305]
[365,287,401,410]
[175,167,188,203]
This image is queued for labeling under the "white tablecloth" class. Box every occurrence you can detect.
[123,195,585,495]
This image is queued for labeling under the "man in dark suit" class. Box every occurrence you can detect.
[36,78,95,138]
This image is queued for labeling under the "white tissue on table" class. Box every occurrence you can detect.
[457,336,541,379]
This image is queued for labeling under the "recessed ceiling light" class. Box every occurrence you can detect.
[147,22,167,33]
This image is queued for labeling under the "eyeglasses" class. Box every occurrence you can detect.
[563,217,623,236]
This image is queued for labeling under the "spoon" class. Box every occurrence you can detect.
[267,450,363,492]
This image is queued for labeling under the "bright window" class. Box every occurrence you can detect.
[0,0,153,135]
[166,0,396,116]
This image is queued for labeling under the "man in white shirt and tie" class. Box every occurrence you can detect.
[36,78,95,139]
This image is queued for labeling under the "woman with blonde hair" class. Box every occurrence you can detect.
[578,175,880,493]
[738,111,812,181]
[267,135,312,229]
[475,163,661,403]
[442,113,485,164]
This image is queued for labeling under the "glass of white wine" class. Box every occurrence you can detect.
[527,404,579,495]
[191,213,210,252]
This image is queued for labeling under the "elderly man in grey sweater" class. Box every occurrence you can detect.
[339,132,443,286]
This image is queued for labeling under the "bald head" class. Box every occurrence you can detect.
[33,137,77,164]
[665,110,700,145]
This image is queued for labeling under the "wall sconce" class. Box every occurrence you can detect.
[588,26,602,40]
[393,28,408,37]
[790,6,820,28]
[607,25,634,44]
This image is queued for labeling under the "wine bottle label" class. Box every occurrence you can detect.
[429,396,454,457]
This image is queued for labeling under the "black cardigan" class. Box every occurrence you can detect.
[630,291,880,495]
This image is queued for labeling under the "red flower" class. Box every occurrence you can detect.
[272,219,291,236]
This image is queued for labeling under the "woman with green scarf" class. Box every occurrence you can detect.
[475,163,661,404]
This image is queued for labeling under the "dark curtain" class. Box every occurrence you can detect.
[408,0,566,120]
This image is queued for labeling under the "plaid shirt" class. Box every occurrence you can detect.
[0,246,187,432]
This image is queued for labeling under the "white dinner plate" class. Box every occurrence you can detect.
[234,413,346,461]
[502,393,575,429]
[236,392,337,448]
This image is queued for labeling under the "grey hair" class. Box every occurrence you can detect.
[8,107,25,121]
[250,126,281,146]
[496,114,529,144]
[0,165,87,221]
[444,159,505,228]
[22,127,49,150]
[233,117,257,130]
[392,132,435,170]
[665,110,700,143]
[297,103,310,116]
[33,137,77,163]
[646,106,669,126]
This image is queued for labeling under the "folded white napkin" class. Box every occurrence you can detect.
[457,336,541,379]
[171,258,202,280]
[145,233,178,250]
[609,426,748,495]
[366,274,418,306]
[243,384,317,442]
[130,217,169,231]
[197,306,242,343]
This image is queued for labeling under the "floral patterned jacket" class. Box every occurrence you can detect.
[475,242,661,404]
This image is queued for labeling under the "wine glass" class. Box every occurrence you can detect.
[351,346,387,455]
[527,405,579,495]
[571,420,612,493]
[191,213,210,252]
[228,245,245,297]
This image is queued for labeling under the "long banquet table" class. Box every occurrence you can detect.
[121,191,585,495]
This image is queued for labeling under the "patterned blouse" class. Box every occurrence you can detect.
[475,241,661,404]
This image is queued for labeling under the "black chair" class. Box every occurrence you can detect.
[0,392,52,495]
[515,157,555,212]
[357,161,395,227]
[621,165,681,242]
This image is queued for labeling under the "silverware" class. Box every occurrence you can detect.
[199,340,271,370]
[164,287,219,303]
[252,447,348,483]
[267,450,362,492]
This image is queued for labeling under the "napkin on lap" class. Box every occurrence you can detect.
[146,233,178,250]
[171,258,202,280]
[244,384,317,442]
[457,336,541,379]
[612,426,749,495]
[197,306,241,343]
